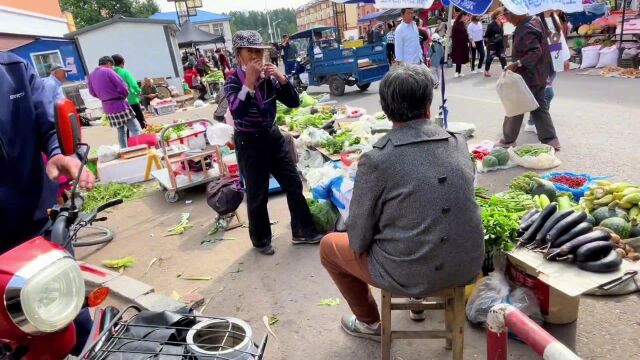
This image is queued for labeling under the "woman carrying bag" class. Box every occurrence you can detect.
[224,30,321,256]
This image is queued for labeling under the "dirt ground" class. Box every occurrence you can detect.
[76,72,640,359]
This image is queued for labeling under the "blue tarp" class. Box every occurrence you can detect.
[358,11,385,23]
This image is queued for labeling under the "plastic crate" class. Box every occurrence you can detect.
[153,103,177,116]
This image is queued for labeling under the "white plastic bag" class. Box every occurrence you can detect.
[297,148,327,176]
[447,122,476,138]
[304,163,340,187]
[580,46,601,69]
[206,122,234,145]
[508,144,561,170]
[97,145,119,163]
[507,287,543,325]
[596,46,618,68]
[496,71,539,117]
[299,128,332,147]
[466,272,510,326]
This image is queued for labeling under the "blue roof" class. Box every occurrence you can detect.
[358,11,384,23]
[149,10,230,24]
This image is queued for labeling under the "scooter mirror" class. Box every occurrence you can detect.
[54,98,82,156]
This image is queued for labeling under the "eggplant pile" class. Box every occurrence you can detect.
[518,205,623,273]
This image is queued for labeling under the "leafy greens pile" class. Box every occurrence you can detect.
[82,183,143,212]
[320,130,361,154]
[476,190,536,255]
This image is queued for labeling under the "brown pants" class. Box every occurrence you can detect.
[320,232,380,325]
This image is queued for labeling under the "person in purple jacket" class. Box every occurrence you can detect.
[224,31,321,255]
[88,56,141,148]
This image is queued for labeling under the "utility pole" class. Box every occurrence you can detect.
[265,0,274,42]
[444,4,454,67]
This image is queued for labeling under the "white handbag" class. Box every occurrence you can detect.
[496,71,539,117]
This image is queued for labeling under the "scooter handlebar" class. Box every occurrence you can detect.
[50,212,70,248]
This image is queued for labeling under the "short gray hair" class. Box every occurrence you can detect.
[379,65,434,123]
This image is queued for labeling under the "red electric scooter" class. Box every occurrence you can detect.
[0,99,117,359]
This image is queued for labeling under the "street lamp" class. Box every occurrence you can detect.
[265,0,274,42]
[273,19,282,41]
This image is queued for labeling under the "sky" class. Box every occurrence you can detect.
[156,0,310,13]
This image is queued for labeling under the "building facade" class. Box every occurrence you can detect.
[0,0,73,38]
[150,10,232,50]
[66,17,182,91]
[0,0,83,81]
[296,0,360,31]
[357,4,379,36]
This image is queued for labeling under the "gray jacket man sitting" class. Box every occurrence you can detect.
[320,64,485,340]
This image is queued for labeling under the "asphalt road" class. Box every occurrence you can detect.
[78,68,640,359]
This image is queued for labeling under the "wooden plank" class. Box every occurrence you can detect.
[315,146,341,161]
[381,290,392,360]
[390,302,445,311]
[391,331,451,340]
[445,294,454,350]
[452,287,466,360]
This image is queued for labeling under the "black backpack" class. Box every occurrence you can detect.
[206,176,244,216]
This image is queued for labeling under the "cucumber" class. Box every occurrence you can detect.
[577,250,622,273]
[575,241,614,262]
[558,230,612,256]
[545,211,588,243]
[550,222,593,248]
[557,196,573,211]
[520,203,557,245]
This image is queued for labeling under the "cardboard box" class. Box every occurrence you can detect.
[98,154,154,184]
[506,248,640,324]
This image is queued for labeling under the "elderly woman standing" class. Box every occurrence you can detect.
[320,65,484,340]
[224,31,321,255]
[451,12,471,77]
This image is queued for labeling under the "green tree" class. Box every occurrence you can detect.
[227,8,298,43]
[61,0,160,29]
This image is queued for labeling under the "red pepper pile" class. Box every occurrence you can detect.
[550,175,587,189]
[472,149,490,160]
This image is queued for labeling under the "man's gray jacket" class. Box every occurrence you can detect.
[347,120,484,297]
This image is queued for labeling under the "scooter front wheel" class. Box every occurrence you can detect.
[72,225,114,247]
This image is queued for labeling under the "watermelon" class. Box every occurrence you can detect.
[592,206,629,225]
[490,148,509,166]
[599,217,631,239]
[482,155,499,169]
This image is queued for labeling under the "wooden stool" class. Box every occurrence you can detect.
[381,287,466,360]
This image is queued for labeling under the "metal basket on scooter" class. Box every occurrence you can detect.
[80,305,267,359]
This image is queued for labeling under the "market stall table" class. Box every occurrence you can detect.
[506,247,640,324]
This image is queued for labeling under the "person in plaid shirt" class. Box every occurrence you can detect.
[496,8,561,151]
[88,56,141,148]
